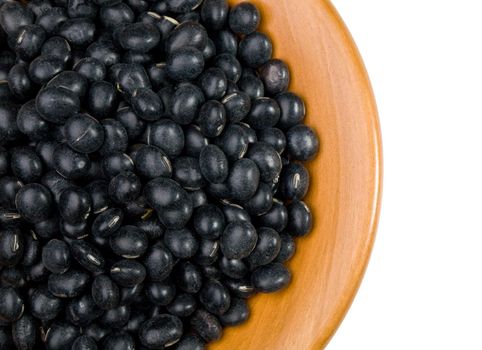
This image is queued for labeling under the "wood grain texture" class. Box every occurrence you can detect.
[215,0,383,349]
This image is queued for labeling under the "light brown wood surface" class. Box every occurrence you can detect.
[215,1,383,349]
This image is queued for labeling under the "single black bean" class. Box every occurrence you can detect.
[0,287,23,323]
[71,335,98,350]
[36,86,80,124]
[131,87,163,121]
[68,0,97,19]
[164,228,199,259]
[135,215,164,240]
[102,152,134,178]
[99,304,131,329]
[98,119,128,156]
[48,269,90,298]
[15,183,53,223]
[85,180,111,214]
[287,200,313,237]
[220,221,257,260]
[256,199,288,233]
[245,97,280,130]
[200,0,228,30]
[171,82,205,125]
[12,314,36,350]
[279,162,310,200]
[166,46,205,82]
[244,182,273,216]
[275,92,306,129]
[228,2,260,35]
[286,124,320,161]
[246,227,281,269]
[58,18,96,47]
[45,322,80,350]
[257,127,286,153]
[116,106,146,140]
[215,123,248,162]
[221,203,251,223]
[74,57,106,82]
[108,171,142,203]
[167,293,197,318]
[238,73,264,99]
[227,158,260,202]
[145,118,185,157]
[66,293,103,326]
[238,32,272,68]
[0,228,24,267]
[173,156,205,190]
[87,81,118,119]
[213,53,241,83]
[92,274,120,310]
[192,204,225,239]
[41,36,72,65]
[102,332,135,350]
[183,125,208,158]
[119,22,160,53]
[10,146,43,183]
[110,225,148,258]
[100,3,134,28]
[1,267,26,288]
[199,144,228,185]
[145,280,176,306]
[190,310,222,342]
[42,239,71,274]
[110,259,146,287]
[8,64,33,101]
[92,207,124,238]
[0,176,23,210]
[70,240,106,274]
[219,297,249,327]
[174,261,202,294]
[194,239,219,267]
[58,187,92,224]
[199,279,231,316]
[139,314,183,348]
[30,286,62,321]
[53,144,91,179]
[165,20,207,53]
[173,334,205,350]
[84,323,111,343]
[251,262,291,293]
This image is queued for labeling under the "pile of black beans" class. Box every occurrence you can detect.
[0,0,320,348]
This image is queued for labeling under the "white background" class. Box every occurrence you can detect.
[329,1,482,349]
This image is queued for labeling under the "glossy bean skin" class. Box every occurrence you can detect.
[220,221,257,260]
[70,240,106,274]
[65,293,103,326]
[45,322,80,350]
[91,207,124,237]
[286,124,320,161]
[36,86,80,124]
[48,269,90,298]
[190,310,222,342]
[42,239,71,274]
[110,225,148,258]
[139,314,183,349]
[199,145,228,185]
[259,59,290,96]
[228,2,260,35]
[246,227,281,269]
[91,274,120,310]
[30,287,63,321]
[287,200,313,237]
[227,158,260,202]
[0,287,24,323]
[199,279,231,316]
[12,314,37,350]
[15,183,53,223]
[251,263,291,293]
[110,259,146,287]
[71,335,98,350]
[167,293,197,318]
[219,297,249,327]
[238,32,272,68]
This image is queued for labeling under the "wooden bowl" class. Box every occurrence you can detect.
[214,0,383,349]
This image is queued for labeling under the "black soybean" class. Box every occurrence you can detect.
[0,0,319,346]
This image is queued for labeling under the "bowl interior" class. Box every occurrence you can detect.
[214,1,382,349]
